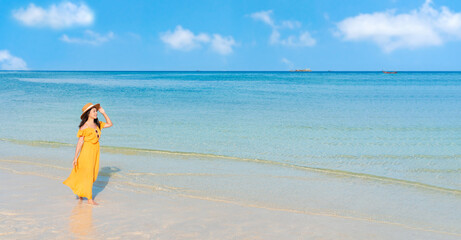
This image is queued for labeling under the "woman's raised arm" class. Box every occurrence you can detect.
[99,107,113,128]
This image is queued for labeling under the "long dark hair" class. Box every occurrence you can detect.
[79,107,101,129]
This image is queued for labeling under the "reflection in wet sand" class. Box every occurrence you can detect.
[69,201,94,237]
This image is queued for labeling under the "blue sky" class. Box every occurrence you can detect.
[1,0,461,71]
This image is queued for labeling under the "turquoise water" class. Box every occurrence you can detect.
[1,71,460,235]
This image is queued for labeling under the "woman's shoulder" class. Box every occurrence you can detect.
[79,125,93,131]
[77,126,91,138]
[79,122,104,131]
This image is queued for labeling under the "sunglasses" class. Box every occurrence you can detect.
[95,129,99,138]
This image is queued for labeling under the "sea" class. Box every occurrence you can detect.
[0,71,460,235]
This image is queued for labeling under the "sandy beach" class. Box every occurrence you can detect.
[1,166,459,240]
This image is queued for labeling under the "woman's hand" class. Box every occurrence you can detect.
[99,107,105,114]
[72,158,78,167]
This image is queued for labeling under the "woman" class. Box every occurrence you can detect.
[63,103,113,205]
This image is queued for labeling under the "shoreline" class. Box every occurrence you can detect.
[1,167,460,239]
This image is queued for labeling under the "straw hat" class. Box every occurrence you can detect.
[81,103,100,119]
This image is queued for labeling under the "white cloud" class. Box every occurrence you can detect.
[160,25,236,55]
[60,30,114,45]
[271,30,316,47]
[12,1,93,29]
[250,10,275,27]
[210,34,236,55]
[298,32,317,46]
[0,50,28,70]
[281,20,301,29]
[160,26,210,51]
[251,10,316,47]
[336,0,461,52]
[281,57,294,69]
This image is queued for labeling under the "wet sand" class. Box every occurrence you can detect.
[0,168,459,240]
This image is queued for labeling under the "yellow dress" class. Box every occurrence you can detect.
[63,121,106,199]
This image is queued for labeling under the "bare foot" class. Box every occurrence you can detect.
[87,199,99,205]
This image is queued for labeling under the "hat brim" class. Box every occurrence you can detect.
[80,103,101,119]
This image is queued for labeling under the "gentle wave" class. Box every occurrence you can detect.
[2,138,461,161]
[1,137,460,195]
